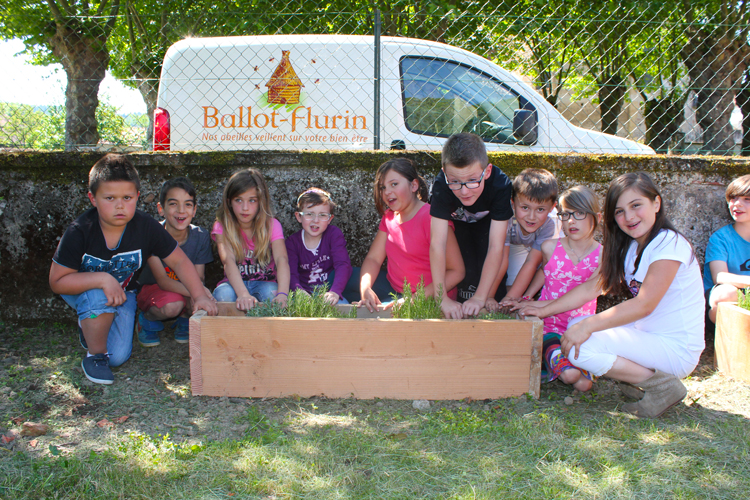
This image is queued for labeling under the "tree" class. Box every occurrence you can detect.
[681,1,750,155]
[0,1,121,150]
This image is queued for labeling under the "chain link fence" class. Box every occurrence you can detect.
[1,2,749,155]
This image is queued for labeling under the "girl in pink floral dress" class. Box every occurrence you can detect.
[522,186,602,391]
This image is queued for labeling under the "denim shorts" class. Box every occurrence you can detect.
[61,289,136,367]
[213,280,278,302]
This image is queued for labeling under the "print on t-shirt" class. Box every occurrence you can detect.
[450,207,490,223]
[81,250,142,289]
[741,258,750,272]
[239,249,276,282]
[300,254,331,287]
[628,278,642,297]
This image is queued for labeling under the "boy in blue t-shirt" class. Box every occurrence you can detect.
[136,177,214,346]
[705,174,750,323]
[430,133,513,318]
[50,154,217,385]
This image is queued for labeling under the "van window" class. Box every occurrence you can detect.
[400,56,533,144]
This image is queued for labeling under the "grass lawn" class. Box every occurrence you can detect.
[0,321,748,499]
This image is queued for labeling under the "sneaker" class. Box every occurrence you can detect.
[136,312,161,347]
[173,317,190,344]
[81,354,113,385]
[78,326,88,350]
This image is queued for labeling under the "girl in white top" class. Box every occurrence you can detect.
[519,172,704,418]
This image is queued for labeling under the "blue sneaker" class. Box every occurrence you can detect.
[136,312,162,347]
[78,326,88,350]
[81,354,113,385]
[173,317,190,344]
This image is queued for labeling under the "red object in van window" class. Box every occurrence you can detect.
[153,107,170,151]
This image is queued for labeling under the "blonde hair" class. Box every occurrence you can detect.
[216,168,274,266]
[558,185,600,239]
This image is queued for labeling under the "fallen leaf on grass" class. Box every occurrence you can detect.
[29,439,38,448]
[96,419,114,428]
[21,422,49,437]
[114,416,129,424]
[1,434,15,444]
[11,417,23,425]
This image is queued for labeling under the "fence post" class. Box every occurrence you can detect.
[373,8,381,150]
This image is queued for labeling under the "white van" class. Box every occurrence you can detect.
[154,35,654,154]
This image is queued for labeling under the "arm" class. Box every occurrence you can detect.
[463,219,508,316]
[148,255,191,296]
[360,230,388,312]
[270,238,290,306]
[286,238,303,293]
[523,267,546,299]
[49,262,126,306]
[502,248,543,302]
[710,261,750,288]
[485,245,510,312]
[561,259,680,359]
[517,267,601,319]
[431,227,464,299]
[430,217,463,319]
[326,229,353,305]
[215,233,256,311]
[163,247,218,315]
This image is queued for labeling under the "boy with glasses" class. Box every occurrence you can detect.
[286,188,352,304]
[430,133,514,318]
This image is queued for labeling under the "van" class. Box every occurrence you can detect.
[154,35,654,154]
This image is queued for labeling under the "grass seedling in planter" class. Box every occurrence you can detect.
[738,289,750,311]
[390,279,443,320]
[474,311,514,320]
[245,285,356,319]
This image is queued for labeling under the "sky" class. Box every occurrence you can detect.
[0,39,147,115]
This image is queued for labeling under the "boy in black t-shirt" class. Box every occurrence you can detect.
[430,133,513,318]
[49,154,217,385]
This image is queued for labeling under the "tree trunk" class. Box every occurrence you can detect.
[48,26,110,150]
[135,76,158,149]
[682,31,748,155]
[644,96,684,154]
[597,73,625,136]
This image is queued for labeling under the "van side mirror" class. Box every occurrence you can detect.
[513,109,538,145]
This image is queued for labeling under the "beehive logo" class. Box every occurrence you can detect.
[266,50,304,105]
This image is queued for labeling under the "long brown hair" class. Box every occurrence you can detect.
[373,158,429,216]
[216,168,274,266]
[599,172,682,296]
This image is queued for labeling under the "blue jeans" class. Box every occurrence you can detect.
[213,280,278,302]
[61,289,136,367]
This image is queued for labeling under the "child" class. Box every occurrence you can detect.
[212,168,290,310]
[520,172,704,418]
[49,154,217,385]
[136,177,214,346]
[704,174,750,323]
[430,133,513,318]
[358,158,464,312]
[518,186,601,392]
[286,187,352,305]
[495,168,561,308]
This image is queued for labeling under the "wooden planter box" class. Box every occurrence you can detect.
[189,303,543,400]
[715,302,750,383]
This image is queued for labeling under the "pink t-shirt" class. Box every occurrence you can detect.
[211,218,284,283]
[379,204,456,299]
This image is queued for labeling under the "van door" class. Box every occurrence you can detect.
[395,56,538,151]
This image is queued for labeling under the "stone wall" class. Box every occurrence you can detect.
[0,150,747,323]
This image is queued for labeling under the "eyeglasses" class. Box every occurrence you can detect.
[557,210,588,221]
[446,169,486,191]
[298,212,332,221]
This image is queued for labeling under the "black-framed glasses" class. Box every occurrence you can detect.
[557,210,588,221]
[298,212,332,221]
[446,168,486,191]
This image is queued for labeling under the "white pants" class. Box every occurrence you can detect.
[567,316,702,378]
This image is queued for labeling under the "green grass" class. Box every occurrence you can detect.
[389,280,443,320]
[738,288,750,311]
[246,285,357,319]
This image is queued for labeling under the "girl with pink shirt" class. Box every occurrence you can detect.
[516,186,602,391]
[357,158,464,312]
[211,168,290,311]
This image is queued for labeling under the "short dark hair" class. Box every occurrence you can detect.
[373,158,429,216]
[441,133,488,169]
[159,177,197,206]
[512,168,558,204]
[296,187,336,214]
[88,154,140,195]
[726,174,750,201]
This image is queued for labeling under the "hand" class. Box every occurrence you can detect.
[498,295,520,308]
[323,291,340,305]
[509,299,535,312]
[193,294,218,316]
[359,288,381,313]
[461,296,484,316]
[441,296,463,319]
[517,303,546,318]
[560,321,593,359]
[272,292,288,307]
[235,293,257,311]
[203,286,217,302]
[484,298,499,313]
[102,275,127,307]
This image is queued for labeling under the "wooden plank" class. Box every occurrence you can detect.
[189,311,207,396]
[528,317,543,398]
[716,302,750,383]
[192,314,541,400]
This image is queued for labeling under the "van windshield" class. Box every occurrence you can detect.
[400,57,534,144]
